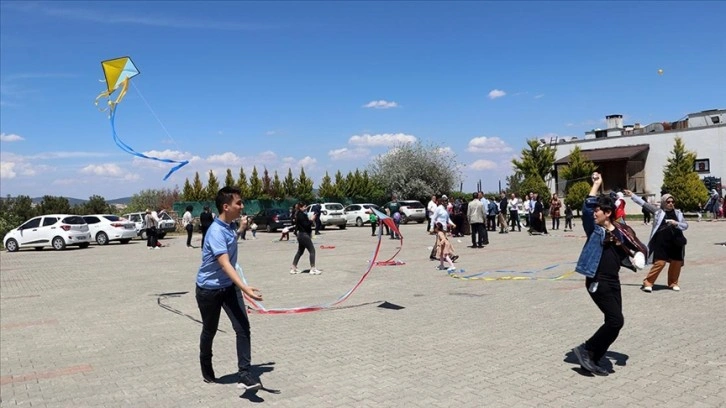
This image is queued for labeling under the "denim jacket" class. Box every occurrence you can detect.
[574,196,604,278]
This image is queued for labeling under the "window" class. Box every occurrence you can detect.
[694,159,710,173]
[103,215,121,222]
[326,204,344,210]
[62,216,86,225]
[83,216,100,224]
[21,218,41,229]
[42,217,59,227]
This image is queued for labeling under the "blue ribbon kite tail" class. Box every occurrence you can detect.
[109,105,189,180]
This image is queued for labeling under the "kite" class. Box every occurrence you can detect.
[657,69,664,75]
[238,208,403,314]
[96,56,189,180]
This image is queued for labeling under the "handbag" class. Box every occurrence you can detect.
[671,227,687,246]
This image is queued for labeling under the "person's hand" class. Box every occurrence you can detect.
[666,219,678,227]
[592,172,602,185]
[623,189,633,197]
[242,285,263,301]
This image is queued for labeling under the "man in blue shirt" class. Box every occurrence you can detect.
[195,186,263,391]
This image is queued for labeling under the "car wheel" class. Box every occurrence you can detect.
[158,233,166,239]
[5,239,19,252]
[140,230,148,240]
[79,242,90,248]
[120,239,131,244]
[266,224,272,233]
[52,236,66,251]
[338,224,346,230]
[96,232,109,245]
[417,220,424,224]
[355,217,363,227]
[401,214,409,224]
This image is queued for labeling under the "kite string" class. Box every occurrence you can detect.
[130,81,184,152]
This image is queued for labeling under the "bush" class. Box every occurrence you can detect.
[565,181,592,215]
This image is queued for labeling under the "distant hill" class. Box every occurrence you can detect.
[16,196,133,206]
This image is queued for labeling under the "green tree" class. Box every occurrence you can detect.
[182,178,194,201]
[38,195,71,215]
[332,170,347,200]
[126,188,179,213]
[224,168,235,188]
[661,137,709,211]
[191,172,205,201]
[318,171,336,199]
[0,195,34,243]
[512,139,557,182]
[249,166,263,199]
[518,176,551,206]
[205,170,220,200]
[505,172,524,194]
[236,167,250,198]
[369,141,460,202]
[261,167,272,198]
[565,180,592,216]
[296,167,315,202]
[84,195,113,214]
[271,171,284,199]
[557,146,597,194]
[283,168,297,198]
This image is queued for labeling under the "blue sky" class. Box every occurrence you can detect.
[1,1,724,200]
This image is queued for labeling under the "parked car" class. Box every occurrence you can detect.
[82,214,137,245]
[304,203,347,229]
[383,200,426,224]
[343,203,382,227]
[3,214,91,252]
[122,211,176,240]
[251,208,293,233]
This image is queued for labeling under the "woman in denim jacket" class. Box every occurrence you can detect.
[573,173,642,376]
[624,190,688,292]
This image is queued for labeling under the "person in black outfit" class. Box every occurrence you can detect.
[290,202,321,275]
[199,206,214,245]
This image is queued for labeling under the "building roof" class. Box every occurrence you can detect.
[555,144,650,165]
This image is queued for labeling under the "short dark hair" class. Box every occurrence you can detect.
[472,192,479,199]
[596,195,616,221]
[186,205,193,212]
[215,186,242,213]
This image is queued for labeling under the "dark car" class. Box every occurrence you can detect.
[252,208,292,232]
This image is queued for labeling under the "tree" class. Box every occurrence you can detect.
[518,176,551,206]
[505,172,524,194]
[296,167,315,202]
[557,145,597,194]
[318,171,336,199]
[565,180,591,216]
[369,141,460,202]
[249,166,263,199]
[205,170,220,200]
[191,172,205,201]
[261,167,272,198]
[126,188,179,213]
[38,195,71,215]
[332,170,346,200]
[224,169,235,188]
[0,195,34,242]
[182,178,194,201]
[236,167,250,198]
[512,139,557,182]
[271,171,284,199]
[84,195,113,214]
[661,137,709,211]
[283,168,297,198]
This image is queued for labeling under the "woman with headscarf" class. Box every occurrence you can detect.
[624,190,688,292]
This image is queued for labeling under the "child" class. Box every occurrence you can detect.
[250,222,258,239]
[564,204,574,231]
[434,222,456,272]
[280,226,291,241]
[392,210,401,239]
[369,211,378,236]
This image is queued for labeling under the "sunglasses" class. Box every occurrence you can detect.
[665,200,675,204]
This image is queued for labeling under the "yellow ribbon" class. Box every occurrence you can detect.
[447,270,576,282]
[94,77,130,114]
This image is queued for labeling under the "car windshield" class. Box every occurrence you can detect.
[325,204,344,210]
[62,216,86,225]
[103,215,121,222]
[401,201,424,208]
[160,212,172,220]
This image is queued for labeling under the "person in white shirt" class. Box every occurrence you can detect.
[429,196,457,260]
[182,205,194,248]
[508,193,522,232]
[426,195,437,233]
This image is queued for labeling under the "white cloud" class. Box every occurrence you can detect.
[328,147,370,161]
[437,147,454,155]
[363,100,399,109]
[1,162,17,179]
[265,130,277,136]
[27,151,110,159]
[297,156,317,169]
[0,133,25,142]
[534,94,544,99]
[258,150,278,163]
[348,133,417,147]
[143,149,195,161]
[81,163,124,177]
[206,152,243,165]
[488,89,506,99]
[467,137,513,153]
[470,159,498,170]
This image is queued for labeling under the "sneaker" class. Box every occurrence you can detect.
[671,285,680,291]
[573,344,608,376]
[289,267,301,274]
[641,285,653,293]
[237,372,261,391]
[447,267,456,272]
[437,265,446,270]
[309,268,322,275]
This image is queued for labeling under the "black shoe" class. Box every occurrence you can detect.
[237,372,261,391]
[201,361,216,383]
[573,345,608,376]
[429,256,437,261]
[477,245,484,248]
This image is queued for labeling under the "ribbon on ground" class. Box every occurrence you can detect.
[238,208,403,314]
[447,262,578,281]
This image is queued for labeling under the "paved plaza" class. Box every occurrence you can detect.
[1,219,725,407]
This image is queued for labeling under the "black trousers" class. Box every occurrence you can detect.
[196,284,252,373]
[584,279,624,363]
[186,224,193,246]
[509,211,521,231]
[293,232,316,267]
[470,222,484,247]
[146,227,158,247]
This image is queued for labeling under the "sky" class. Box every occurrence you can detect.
[1,1,724,200]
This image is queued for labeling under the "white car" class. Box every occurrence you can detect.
[122,211,176,239]
[343,203,382,227]
[82,214,137,245]
[305,203,347,229]
[3,214,92,252]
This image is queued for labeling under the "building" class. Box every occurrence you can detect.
[551,108,725,203]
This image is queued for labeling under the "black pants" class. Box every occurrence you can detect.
[293,232,316,267]
[552,217,560,230]
[371,220,378,236]
[510,211,521,231]
[186,224,193,246]
[196,285,251,373]
[314,217,322,234]
[584,279,624,363]
[425,213,431,232]
[485,215,495,231]
[470,222,484,247]
[146,227,158,247]
[201,226,210,246]
[565,217,573,230]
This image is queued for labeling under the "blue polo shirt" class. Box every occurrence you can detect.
[196,218,238,289]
